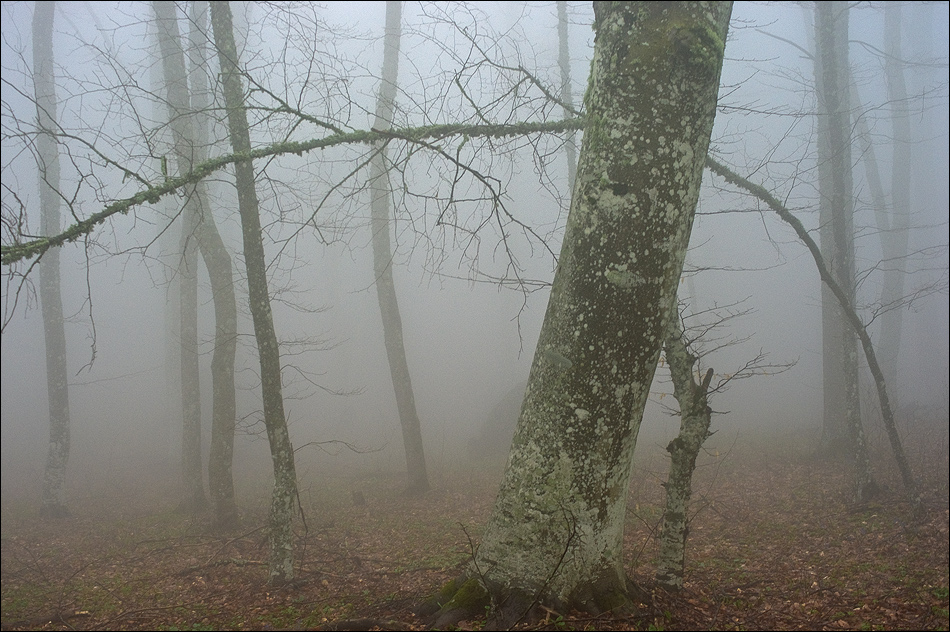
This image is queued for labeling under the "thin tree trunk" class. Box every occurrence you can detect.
[188,0,239,530]
[877,1,911,396]
[153,0,205,513]
[429,3,732,627]
[210,0,297,583]
[178,172,204,512]
[556,0,577,195]
[34,0,70,519]
[814,2,873,500]
[813,2,849,459]
[706,157,921,515]
[656,304,714,590]
[154,0,238,525]
[370,0,429,495]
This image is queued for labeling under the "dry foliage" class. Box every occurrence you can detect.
[2,427,947,631]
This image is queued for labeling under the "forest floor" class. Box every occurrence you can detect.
[2,427,948,631]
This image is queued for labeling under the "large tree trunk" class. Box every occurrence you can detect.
[210,0,297,583]
[814,2,873,500]
[154,0,238,526]
[655,304,714,590]
[430,3,731,627]
[370,0,429,496]
[34,0,70,519]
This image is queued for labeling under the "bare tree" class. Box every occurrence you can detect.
[34,0,70,519]
[154,0,206,514]
[369,0,429,496]
[814,4,870,499]
[154,0,239,527]
[655,302,714,590]
[209,0,297,583]
[706,155,921,515]
[427,3,732,627]
[874,1,912,398]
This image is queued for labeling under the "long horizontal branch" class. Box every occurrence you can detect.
[2,117,586,266]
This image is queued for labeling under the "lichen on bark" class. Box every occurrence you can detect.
[429,3,733,628]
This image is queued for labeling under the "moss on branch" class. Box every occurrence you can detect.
[2,117,586,267]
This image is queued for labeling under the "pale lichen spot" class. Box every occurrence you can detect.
[544,347,573,370]
[605,268,645,288]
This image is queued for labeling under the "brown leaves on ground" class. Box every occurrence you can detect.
[1,430,947,631]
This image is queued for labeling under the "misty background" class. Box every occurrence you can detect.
[2,1,947,505]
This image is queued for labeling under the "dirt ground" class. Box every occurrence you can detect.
[2,428,948,631]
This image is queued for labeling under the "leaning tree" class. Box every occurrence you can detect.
[427,2,732,627]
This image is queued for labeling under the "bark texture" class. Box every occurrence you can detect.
[34,0,71,519]
[432,3,732,626]
[210,0,298,582]
[655,307,714,589]
[370,0,429,496]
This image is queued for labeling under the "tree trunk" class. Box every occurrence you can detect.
[34,0,70,519]
[430,3,732,627]
[813,1,850,460]
[189,0,239,530]
[154,0,238,526]
[177,158,204,512]
[705,156,921,515]
[814,2,873,500]
[153,0,205,513]
[876,1,911,397]
[370,0,429,496]
[210,0,298,583]
[655,305,714,590]
[557,0,578,195]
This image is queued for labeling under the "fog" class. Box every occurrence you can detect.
[2,1,948,510]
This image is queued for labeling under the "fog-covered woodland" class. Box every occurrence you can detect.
[1,2,948,630]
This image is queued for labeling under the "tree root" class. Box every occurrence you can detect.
[419,572,647,630]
